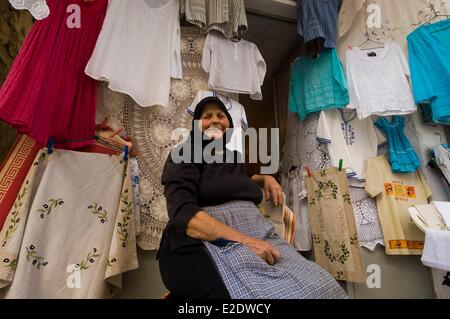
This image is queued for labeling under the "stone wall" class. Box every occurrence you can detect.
[0,2,33,164]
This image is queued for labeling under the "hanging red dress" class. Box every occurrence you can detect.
[0,0,108,149]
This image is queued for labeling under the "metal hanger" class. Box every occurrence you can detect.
[358,37,385,50]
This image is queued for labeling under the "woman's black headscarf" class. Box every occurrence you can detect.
[191,96,234,136]
[187,96,236,163]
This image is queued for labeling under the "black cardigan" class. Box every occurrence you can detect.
[160,149,263,252]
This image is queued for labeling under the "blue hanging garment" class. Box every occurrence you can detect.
[375,116,420,173]
[407,18,450,124]
[288,48,349,120]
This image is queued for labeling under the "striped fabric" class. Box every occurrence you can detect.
[297,0,339,48]
[182,0,247,40]
[202,200,348,299]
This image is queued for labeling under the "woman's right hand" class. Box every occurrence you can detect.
[242,237,280,265]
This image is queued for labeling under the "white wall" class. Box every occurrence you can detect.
[347,246,434,299]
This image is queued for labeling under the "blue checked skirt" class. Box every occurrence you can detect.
[202,200,348,299]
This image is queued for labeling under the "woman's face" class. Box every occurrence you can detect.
[199,103,230,140]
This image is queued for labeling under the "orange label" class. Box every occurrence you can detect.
[384,183,393,195]
[405,186,416,198]
[394,183,406,197]
[389,240,424,250]
[385,182,417,201]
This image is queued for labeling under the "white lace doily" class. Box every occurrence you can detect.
[349,186,384,251]
[9,0,50,20]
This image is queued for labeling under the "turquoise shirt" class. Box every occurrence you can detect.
[407,18,450,124]
[288,48,349,120]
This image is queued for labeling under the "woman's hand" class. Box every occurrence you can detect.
[263,176,283,207]
[242,237,280,265]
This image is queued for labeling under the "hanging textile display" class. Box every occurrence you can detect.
[337,0,449,179]
[0,0,108,149]
[375,116,421,173]
[408,204,450,299]
[181,0,248,40]
[202,31,266,100]
[408,18,450,125]
[0,129,134,231]
[345,42,417,119]
[288,49,349,120]
[297,0,340,49]
[305,167,366,283]
[317,108,386,186]
[85,0,182,108]
[365,156,432,255]
[281,167,311,251]
[281,113,384,252]
[338,0,450,55]
[421,228,450,272]
[349,187,384,251]
[0,149,138,298]
[280,113,332,251]
[8,0,49,20]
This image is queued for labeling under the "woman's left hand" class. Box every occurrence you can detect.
[263,176,283,207]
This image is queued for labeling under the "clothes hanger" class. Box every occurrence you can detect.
[212,90,233,111]
[339,108,357,123]
[358,37,385,51]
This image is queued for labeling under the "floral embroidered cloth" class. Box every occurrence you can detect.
[0,149,138,298]
[305,167,366,283]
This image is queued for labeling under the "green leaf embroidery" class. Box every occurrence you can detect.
[316,180,338,201]
[37,198,64,219]
[336,271,345,280]
[25,245,48,269]
[3,181,30,246]
[77,248,101,271]
[2,258,18,271]
[323,240,350,264]
[342,193,351,204]
[88,203,108,223]
[313,234,321,245]
[350,233,359,247]
[33,153,46,166]
[117,189,133,248]
[106,257,117,268]
[315,187,323,200]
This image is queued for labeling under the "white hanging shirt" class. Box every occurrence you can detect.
[188,90,248,154]
[345,42,417,119]
[317,108,386,186]
[85,0,182,107]
[202,32,266,100]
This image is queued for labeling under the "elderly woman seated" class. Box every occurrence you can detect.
[157,96,347,299]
